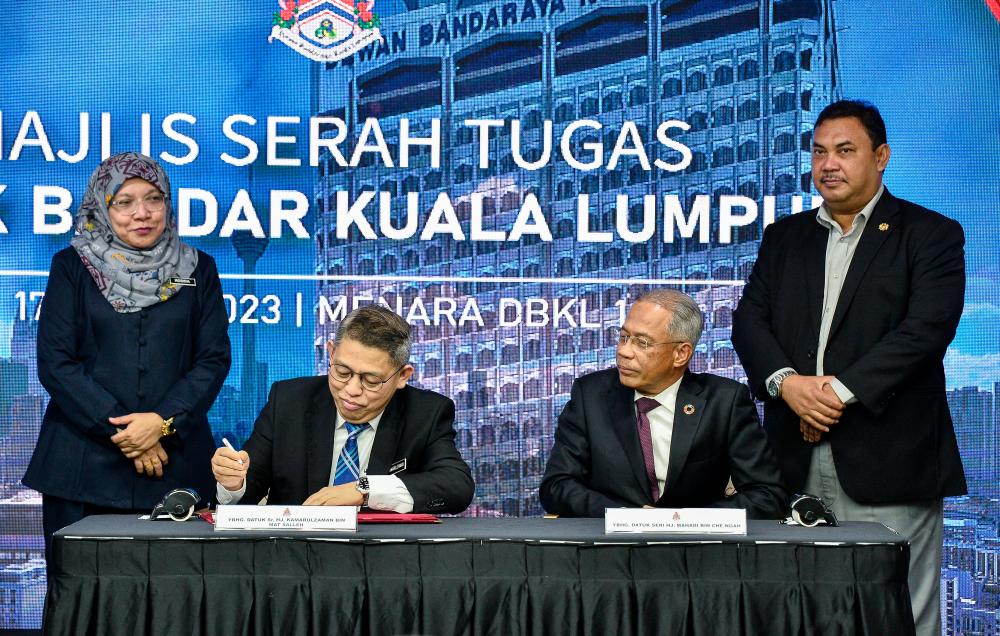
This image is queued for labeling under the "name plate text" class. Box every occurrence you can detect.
[215,505,357,532]
[605,508,747,535]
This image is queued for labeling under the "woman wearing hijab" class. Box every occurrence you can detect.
[23,152,231,561]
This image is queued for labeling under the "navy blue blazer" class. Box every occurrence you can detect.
[539,369,787,519]
[731,190,967,503]
[23,247,231,509]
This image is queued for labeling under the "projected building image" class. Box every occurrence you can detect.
[313,0,834,516]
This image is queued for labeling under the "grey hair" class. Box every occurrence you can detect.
[635,289,704,346]
[334,305,412,367]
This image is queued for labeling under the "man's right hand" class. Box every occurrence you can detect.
[800,419,823,443]
[781,374,845,431]
[211,446,250,491]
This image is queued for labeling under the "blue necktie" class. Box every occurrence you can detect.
[332,422,369,485]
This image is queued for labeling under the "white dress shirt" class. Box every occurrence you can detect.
[634,376,682,494]
[216,408,415,512]
[767,185,885,404]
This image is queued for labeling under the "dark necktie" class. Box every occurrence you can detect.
[332,422,369,485]
[635,397,661,502]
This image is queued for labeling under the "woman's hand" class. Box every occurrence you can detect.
[110,412,165,457]
[133,443,169,477]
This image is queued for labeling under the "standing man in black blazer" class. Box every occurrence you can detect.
[731,99,966,635]
[539,290,786,519]
[212,305,474,514]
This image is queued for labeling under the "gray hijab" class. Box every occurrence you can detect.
[70,152,198,313]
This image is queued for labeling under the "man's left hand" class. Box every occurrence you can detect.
[110,412,164,457]
[303,483,363,506]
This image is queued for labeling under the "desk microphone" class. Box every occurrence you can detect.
[789,493,839,527]
[150,488,201,521]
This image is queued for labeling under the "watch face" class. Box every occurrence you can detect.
[767,380,779,398]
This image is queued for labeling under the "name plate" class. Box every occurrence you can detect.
[605,508,747,535]
[215,505,357,532]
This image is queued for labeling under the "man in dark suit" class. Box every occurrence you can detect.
[212,305,474,514]
[539,290,786,519]
[731,99,965,635]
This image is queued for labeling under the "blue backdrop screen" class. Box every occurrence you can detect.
[0,0,997,631]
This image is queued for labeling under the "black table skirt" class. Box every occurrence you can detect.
[47,517,914,636]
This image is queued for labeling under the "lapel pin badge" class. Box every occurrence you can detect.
[878,223,889,231]
[682,404,696,415]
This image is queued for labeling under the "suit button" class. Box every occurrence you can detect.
[138,365,146,374]
[139,338,147,346]
[807,350,815,359]
[137,391,146,399]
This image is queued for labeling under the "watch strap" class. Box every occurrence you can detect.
[356,474,370,508]
[161,416,176,437]
[769,369,797,398]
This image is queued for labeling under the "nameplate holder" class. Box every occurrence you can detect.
[604,508,746,535]
[215,505,357,532]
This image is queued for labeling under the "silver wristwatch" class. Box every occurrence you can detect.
[767,369,797,399]
[356,474,370,508]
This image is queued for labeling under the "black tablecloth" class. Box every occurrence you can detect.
[48,516,914,635]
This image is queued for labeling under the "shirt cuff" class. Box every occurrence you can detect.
[216,481,246,505]
[366,475,414,513]
[829,378,857,405]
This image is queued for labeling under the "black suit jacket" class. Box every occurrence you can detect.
[24,248,230,509]
[539,368,786,519]
[731,190,967,503]
[238,376,474,514]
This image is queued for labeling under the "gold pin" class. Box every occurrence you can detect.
[878,223,889,231]
[683,404,696,415]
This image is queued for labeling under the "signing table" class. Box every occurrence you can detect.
[48,516,913,635]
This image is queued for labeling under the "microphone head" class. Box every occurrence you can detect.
[790,493,839,527]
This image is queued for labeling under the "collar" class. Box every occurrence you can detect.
[335,407,385,432]
[633,374,682,409]
[816,183,884,235]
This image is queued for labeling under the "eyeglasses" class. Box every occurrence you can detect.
[613,328,685,352]
[109,193,167,215]
[329,362,405,392]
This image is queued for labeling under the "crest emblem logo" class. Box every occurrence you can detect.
[269,0,383,62]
